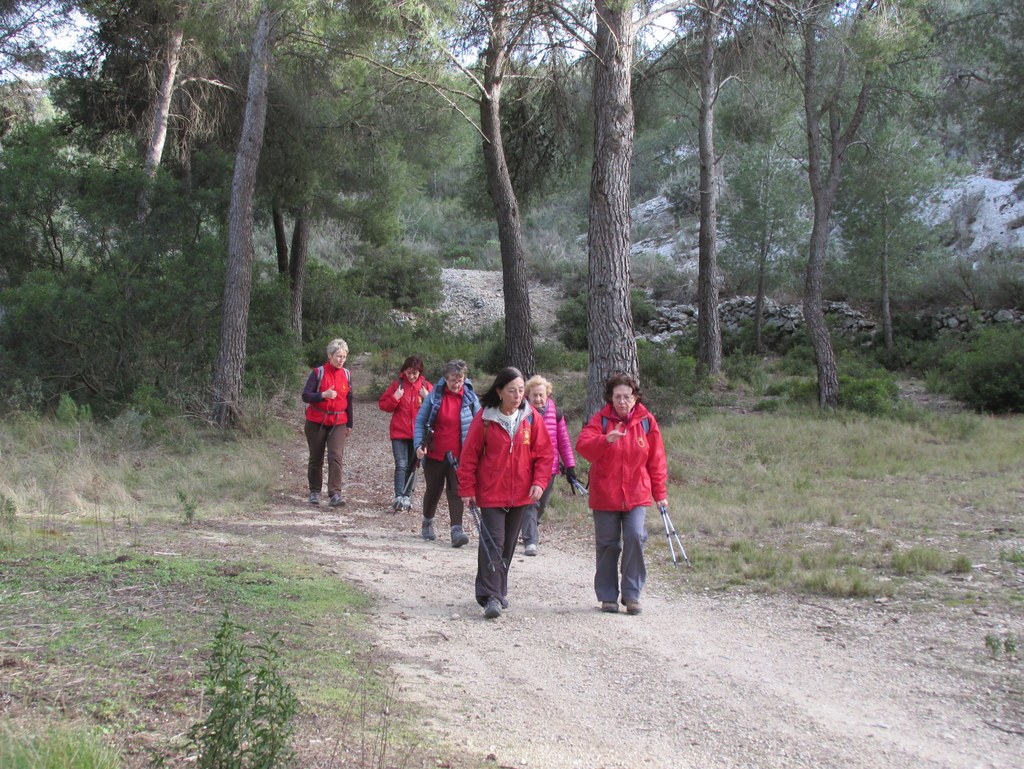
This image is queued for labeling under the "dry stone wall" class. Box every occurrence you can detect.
[641,297,1024,345]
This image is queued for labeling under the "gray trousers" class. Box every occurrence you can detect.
[521,477,556,546]
[593,507,648,604]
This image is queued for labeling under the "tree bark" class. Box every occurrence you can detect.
[137,23,184,223]
[273,201,289,274]
[211,6,279,428]
[586,0,639,419]
[880,206,893,351]
[480,1,535,376]
[800,4,872,409]
[289,202,310,341]
[696,0,722,377]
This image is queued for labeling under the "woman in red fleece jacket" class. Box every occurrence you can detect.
[576,373,667,616]
[458,367,553,619]
[377,355,432,512]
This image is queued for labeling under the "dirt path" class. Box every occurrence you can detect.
[243,401,1020,769]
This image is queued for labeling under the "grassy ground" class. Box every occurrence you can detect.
[2,390,1022,766]
[0,409,451,769]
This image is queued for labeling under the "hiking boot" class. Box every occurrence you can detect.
[450,525,470,548]
[483,598,502,619]
[400,496,412,511]
[601,601,619,613]
[421,517,436,540]
[625,600,642,615]
[524,543,538,556]
[308,492,320,506]
[328,494,345,508]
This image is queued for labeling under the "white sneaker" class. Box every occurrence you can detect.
[524,543,538,556]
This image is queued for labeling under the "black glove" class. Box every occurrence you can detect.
[564,466,577,483]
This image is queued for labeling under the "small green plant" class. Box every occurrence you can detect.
[950,554,972,574]
[0,494,15,530]
[984,633,1018,659]
[177,490,198,525]
[187,614,298,769]
[1000,549,1024,565]
[55,393,92,424]
[891,546,946,576]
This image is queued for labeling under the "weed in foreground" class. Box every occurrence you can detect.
[181,613,298,769]
[177,489,198,525]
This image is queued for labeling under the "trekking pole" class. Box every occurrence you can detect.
[468,501,499,573]
[657,503,691,567]
[400,456,420,498]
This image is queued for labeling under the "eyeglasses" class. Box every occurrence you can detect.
[612,394,635,402]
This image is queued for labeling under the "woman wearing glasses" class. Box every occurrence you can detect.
[575,373,668,616]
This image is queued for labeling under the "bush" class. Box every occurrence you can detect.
[555,294,588,351]
[838,375,900,416]
[942,328,1024,413]
[345,245,442,311]
[186,614,297,769]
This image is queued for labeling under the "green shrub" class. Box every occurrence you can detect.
[555,293,588,350]
[838,375,900,416]
[186,614,297,769]
[941,328,1024,413]
[346,245,442,310]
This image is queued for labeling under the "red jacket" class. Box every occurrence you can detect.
[576,402,667,511]
[377,373,432,440]
[457,405,553,509]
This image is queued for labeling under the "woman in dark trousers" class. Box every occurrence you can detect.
[458,367,553,619]
[413,360,480,546]
[576,373,668,616]
[301,338,353,507]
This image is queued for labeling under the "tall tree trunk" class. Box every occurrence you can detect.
[754,249,767,354]
[803,202,838,407]
[273,201,289,274]
[137,23,184,223]
[800,5,872,409]
[696,1,722,377]
[480,2,535,376]
[880,206,893,351]
[211,6,279,428]
[289,202,310,341]
[586,0,638,419]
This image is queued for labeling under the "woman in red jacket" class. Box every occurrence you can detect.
[458,367,553,619]
[378,355,432,512]
[575,373,668,616]
[301,338,353,508]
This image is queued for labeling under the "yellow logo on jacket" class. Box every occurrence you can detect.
[522,427,531,444]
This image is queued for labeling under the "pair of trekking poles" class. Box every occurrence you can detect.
[570,471,690,567]
[460,452,691,570]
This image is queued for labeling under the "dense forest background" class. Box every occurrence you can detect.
[2,0,1023,423]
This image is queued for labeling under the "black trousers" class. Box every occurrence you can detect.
[474,504,533,608]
